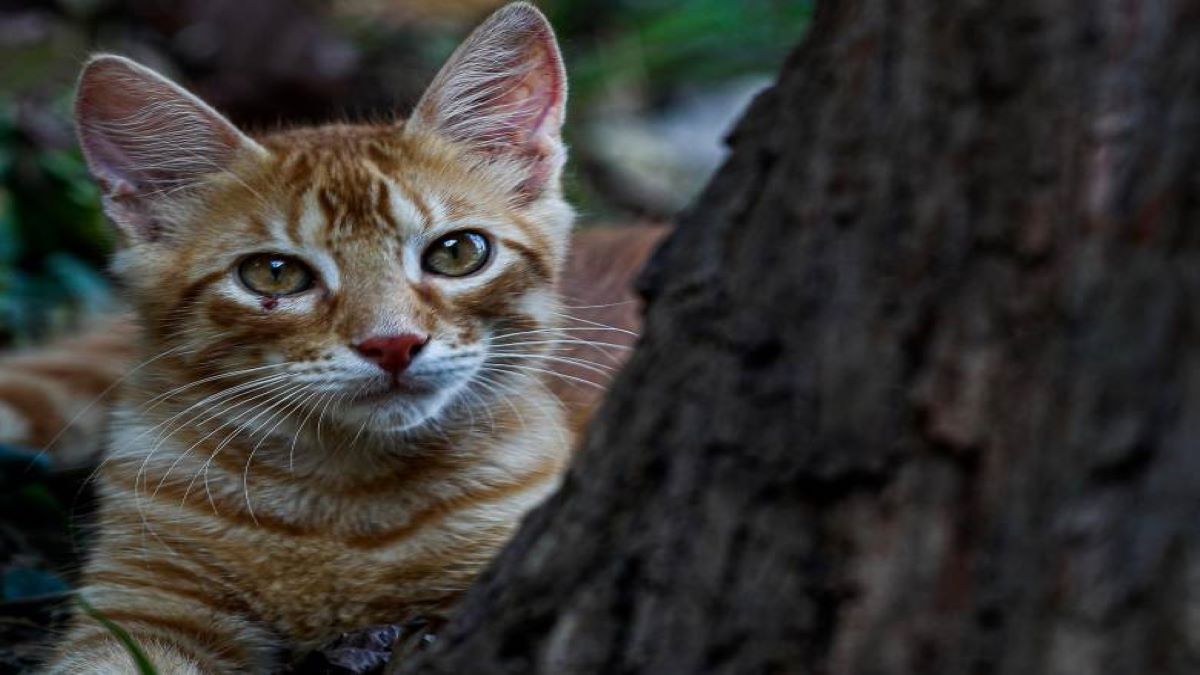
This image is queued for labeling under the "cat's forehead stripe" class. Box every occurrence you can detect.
[373,179,399,233]
[296,191,329,248]
[285,189,306,244]
[394,178,434,232]
[361,156,431,235]
[381,176,432,237]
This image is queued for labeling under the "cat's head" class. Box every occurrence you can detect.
[74,3,572,436]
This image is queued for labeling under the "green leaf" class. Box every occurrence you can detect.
[77,597,160,675]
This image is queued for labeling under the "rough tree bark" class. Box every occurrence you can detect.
[396,1,1200,673]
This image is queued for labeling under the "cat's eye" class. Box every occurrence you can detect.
[237,254,314,296]
[422,231,491,277]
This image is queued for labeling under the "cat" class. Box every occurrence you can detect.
[40,3,659,672]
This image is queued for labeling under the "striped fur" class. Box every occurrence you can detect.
[0,316,137,467]
[37,5,665,673]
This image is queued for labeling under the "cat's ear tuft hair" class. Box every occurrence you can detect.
[409,2,567,198]
[74,54,264,242]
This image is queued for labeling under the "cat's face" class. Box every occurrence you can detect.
[75,3,571,435]
[128,126,571,434]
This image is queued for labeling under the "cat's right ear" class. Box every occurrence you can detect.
[408,3,567,200]
[74,55,265,243]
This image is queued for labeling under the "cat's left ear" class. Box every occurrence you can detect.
[75,55,266,243]
[408,2,567,199]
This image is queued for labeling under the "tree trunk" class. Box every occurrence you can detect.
[397,1,1200,673]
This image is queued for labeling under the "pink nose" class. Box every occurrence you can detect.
[353,333,428,376]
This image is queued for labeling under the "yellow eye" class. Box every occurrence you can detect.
[422,231,490,277]
[237,254,314,296]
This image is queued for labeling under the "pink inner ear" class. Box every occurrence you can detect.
[76,57,246,196]
[75,56,258,242]
[492,46,563,149]
[412,3,567,173]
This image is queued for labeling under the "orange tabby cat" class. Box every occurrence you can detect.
[44,4,614,672]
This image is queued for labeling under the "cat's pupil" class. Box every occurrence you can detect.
[269,259,285,278]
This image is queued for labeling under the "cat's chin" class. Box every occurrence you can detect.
[339,385,458,435]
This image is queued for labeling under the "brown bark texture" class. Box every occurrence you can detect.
[396,1,1200,673]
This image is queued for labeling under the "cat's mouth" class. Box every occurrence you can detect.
[340,375,463,434]
[352,378,436,403]
[337,357,482,432]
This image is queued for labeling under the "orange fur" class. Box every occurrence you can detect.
[0,317,137,466]
[37,4,665,673]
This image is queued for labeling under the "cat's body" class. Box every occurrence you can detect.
[40,4,654,672]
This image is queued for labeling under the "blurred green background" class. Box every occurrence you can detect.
[0,0,810,345]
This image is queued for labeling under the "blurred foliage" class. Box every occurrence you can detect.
[550,0,812,219]
[0,97,114,347]
[552,0,811,104]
